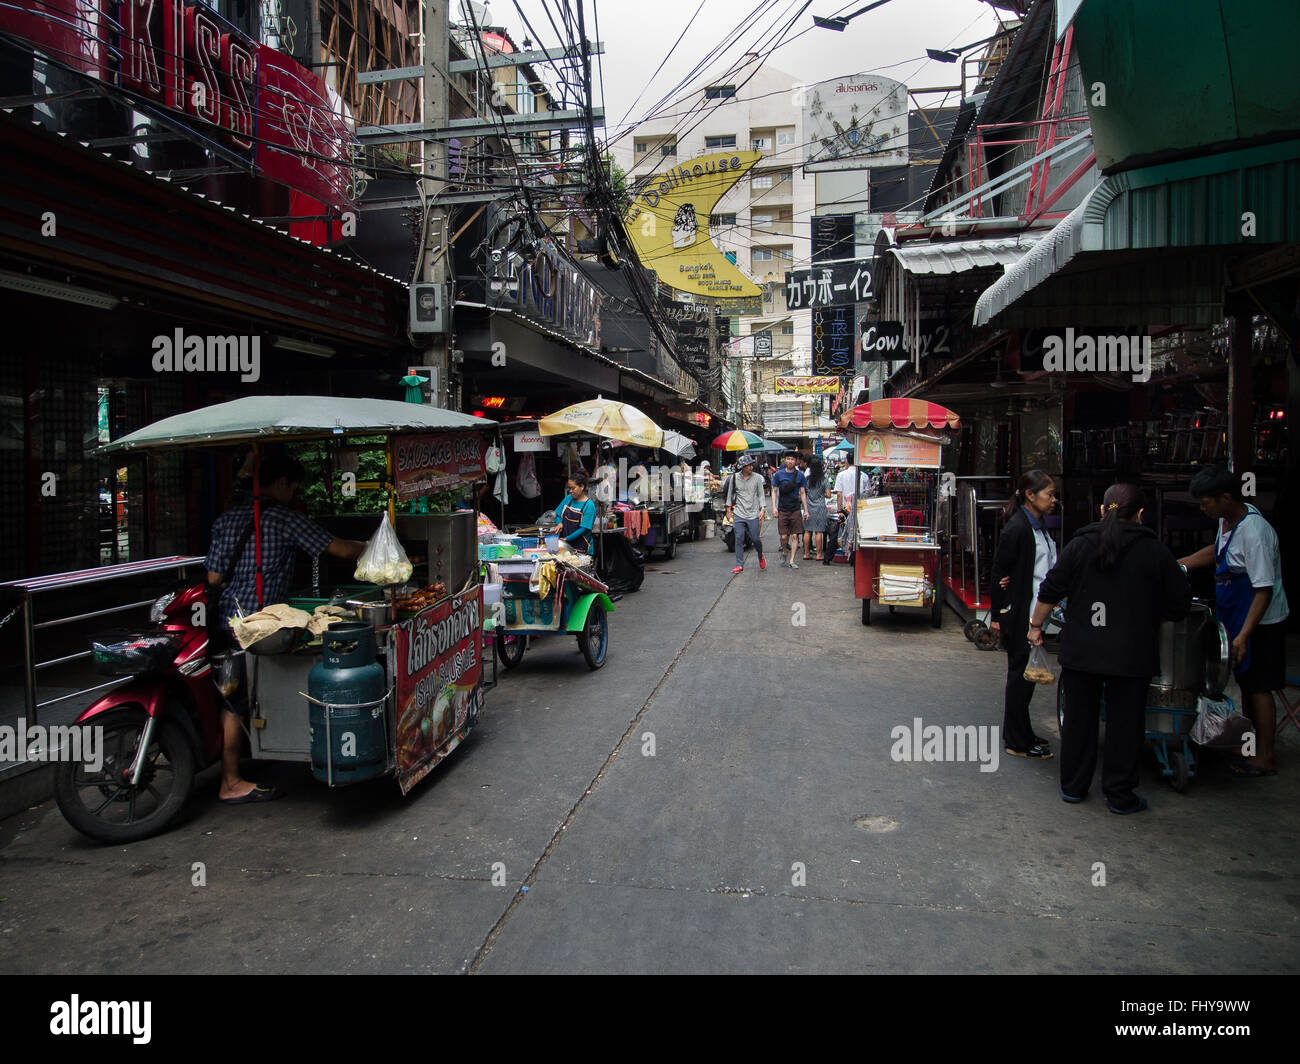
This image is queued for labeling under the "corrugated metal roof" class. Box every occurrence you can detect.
[890,236,1032,276]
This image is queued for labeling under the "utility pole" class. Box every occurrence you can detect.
[706,303,719,413]
[421,0,451,408]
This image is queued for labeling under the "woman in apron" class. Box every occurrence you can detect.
[552,470,596,554]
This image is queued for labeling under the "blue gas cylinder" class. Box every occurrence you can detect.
[308,622,387,784]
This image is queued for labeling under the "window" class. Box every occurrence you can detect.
[705,85,737,99]
[777,246,794,259]
[635,141,649,154]
[661,141,677,157]
[778,208,793,221]
[709,213,737,227]
[776,129,796,147]
[753,213,773,228]
[753,249,774,261]
[752,175,773,190]
[781,323,794,335]
[776,171,792,184]
[705,134,736,150]
[751,136,772,151]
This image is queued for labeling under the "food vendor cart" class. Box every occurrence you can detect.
[839,399,961,628]
[90,396,497,802]
[490,541,615,670]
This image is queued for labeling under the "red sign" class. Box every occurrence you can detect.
[1,0,353,212]
[393,431,487,500]
[392,587,484,794]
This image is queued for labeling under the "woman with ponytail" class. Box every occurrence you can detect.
[1028,483,1191,813]
[990,469,1059,758]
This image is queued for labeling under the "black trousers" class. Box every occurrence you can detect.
[1002,642,1039,751]
[1059,668,1148,807]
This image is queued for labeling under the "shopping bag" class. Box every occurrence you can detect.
[1023,644,1056,685]
[354,511,413,586]
[1190,695,1254,749]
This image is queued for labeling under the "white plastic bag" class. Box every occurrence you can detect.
[354,511,413,586]
[1191,696,1254,748]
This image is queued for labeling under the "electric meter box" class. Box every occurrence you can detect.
[409,283,446,332]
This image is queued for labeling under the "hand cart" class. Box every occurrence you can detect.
[493,553,615,671]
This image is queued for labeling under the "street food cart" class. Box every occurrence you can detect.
[84,397,497,815]
[490,542,614,670]
[839,400,960,628]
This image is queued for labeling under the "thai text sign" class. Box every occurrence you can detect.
[855,432,942,468]
[776,376,841,394]
[394,432,486,500]
[393,587,483,794]
[785,261,873,309]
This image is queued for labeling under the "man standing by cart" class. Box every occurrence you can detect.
[771,452,810,568]
[1179,466,1290,777]
[206,451,367,804]
[725,454,768,574]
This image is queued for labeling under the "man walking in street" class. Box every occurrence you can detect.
[771,452,809,568]
[725,454,767,573]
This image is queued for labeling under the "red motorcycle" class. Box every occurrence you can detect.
[55,583,227,843]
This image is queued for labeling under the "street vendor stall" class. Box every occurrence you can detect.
[56,396,497,843]
[839,399,961,628]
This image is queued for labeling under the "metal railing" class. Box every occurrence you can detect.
[0,556,206,725]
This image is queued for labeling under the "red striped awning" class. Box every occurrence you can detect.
[841,399,961,431]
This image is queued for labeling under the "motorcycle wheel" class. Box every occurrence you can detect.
[54,708,194,844]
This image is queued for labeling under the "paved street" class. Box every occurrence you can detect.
[1,537,1297,974]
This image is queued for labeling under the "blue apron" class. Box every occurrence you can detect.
[561,498,594,554]
[1215,516,1254,674]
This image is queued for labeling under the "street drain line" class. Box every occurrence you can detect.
[466,578,734,973]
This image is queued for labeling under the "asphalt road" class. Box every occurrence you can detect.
[1,536,1297,974]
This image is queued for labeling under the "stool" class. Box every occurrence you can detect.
[1275,676,1300,737]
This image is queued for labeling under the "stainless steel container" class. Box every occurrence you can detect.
[347,600,392,627]
[1146,601,1230,708]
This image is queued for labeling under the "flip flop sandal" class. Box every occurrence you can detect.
[220,784,282,805]
[1228,762,1277,778]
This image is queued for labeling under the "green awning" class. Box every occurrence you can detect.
[973,138,1300,327]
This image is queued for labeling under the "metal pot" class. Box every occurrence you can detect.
[347,600,393,627]
[1146,601,1230,708]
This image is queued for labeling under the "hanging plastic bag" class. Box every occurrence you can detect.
[1023,644,1056,685]
[354,511,413,586]
[1191,695,1254,748]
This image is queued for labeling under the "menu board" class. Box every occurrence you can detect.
[392,585,483,794]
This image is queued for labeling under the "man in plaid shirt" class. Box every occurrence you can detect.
[206,452,366,804]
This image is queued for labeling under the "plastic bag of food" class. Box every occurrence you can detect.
[1191,695,1254,748]
[354,511,413,586]
[1023,644,1056,685]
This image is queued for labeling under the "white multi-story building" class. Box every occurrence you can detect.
[616,64,818,429]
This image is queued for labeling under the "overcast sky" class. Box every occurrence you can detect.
[483,0,1008,143]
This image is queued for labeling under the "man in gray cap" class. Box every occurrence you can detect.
[725,454,767,573]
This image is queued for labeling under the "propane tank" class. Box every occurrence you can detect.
[308,622,387,785]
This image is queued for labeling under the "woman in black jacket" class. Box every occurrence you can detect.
[1028,483,1191,813]
[990,469,1058,758]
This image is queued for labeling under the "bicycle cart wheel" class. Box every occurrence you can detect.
[1168,750,1190,793]
[497,631,527,669]
[861,599,872,626]
[663,537,676,560]
[579,601,608,670]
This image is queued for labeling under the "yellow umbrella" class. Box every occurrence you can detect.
[537,396,664,449]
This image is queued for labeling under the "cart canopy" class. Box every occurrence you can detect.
[97,396,496,453]
[840,399,960,432]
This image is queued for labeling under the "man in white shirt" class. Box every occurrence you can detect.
[834,462,872,558]
[1180,466,1290,776]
